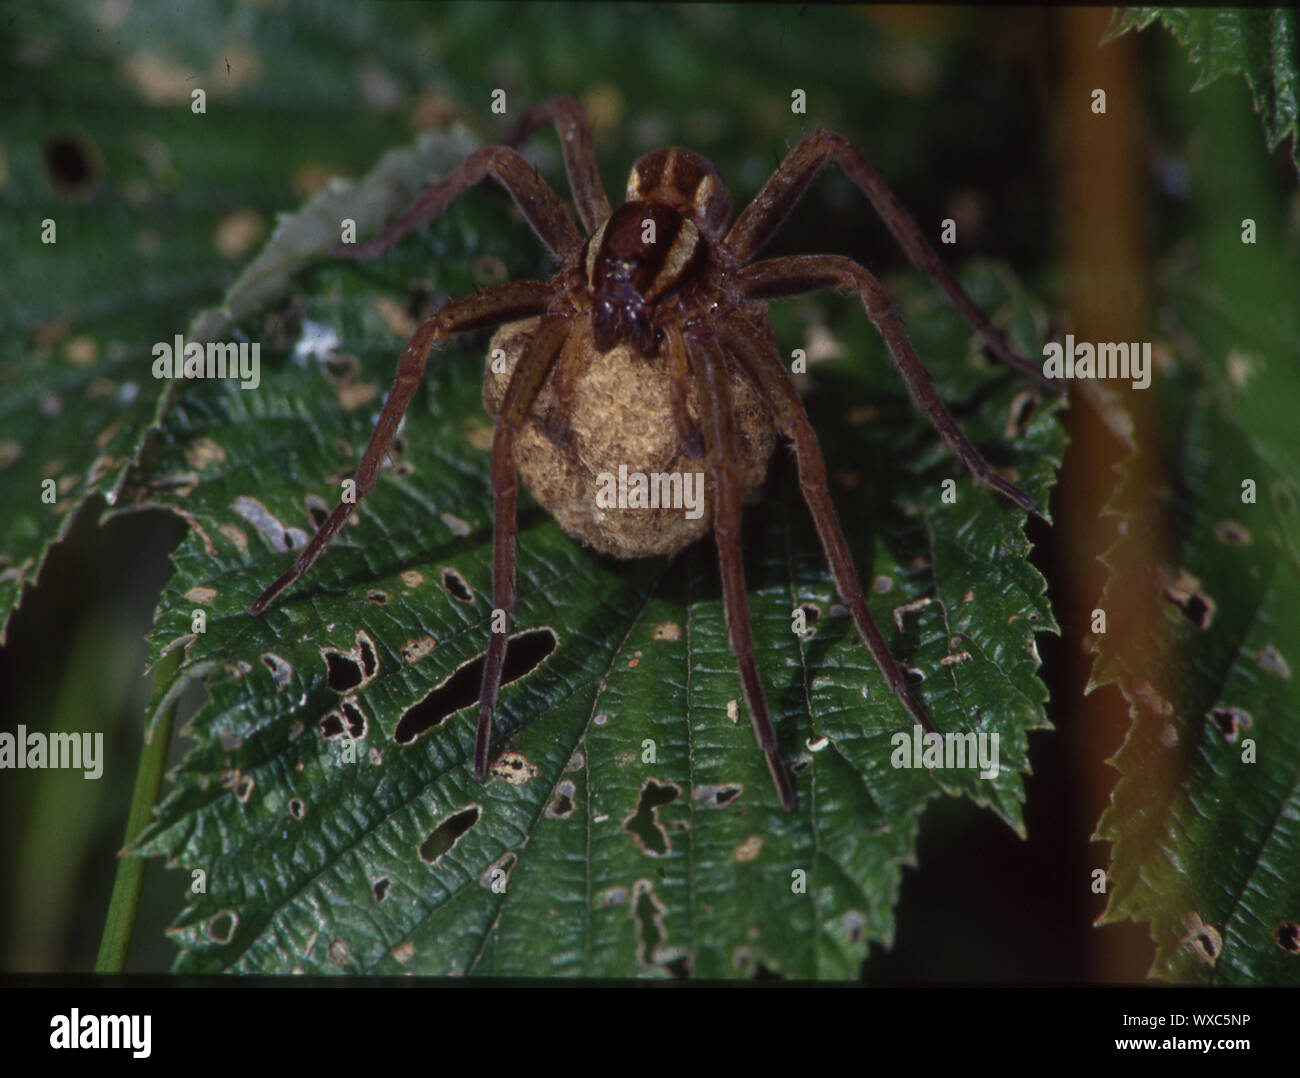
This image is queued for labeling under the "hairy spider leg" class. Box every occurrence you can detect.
[679,325,800,812]
[717,313,941,743]
[331,144,583,262]
[739,256,1046,521]
[475,318,572,778]
[506,95,612,233]
[247,283,553,617]
[725,129,1059,395]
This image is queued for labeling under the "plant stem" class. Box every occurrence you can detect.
[94,650,181,974]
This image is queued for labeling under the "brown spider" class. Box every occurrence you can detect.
[250,97,1052,813]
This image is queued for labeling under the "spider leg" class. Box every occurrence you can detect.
[475,317,572,780]
[538,327,583,451]
[505,95,612,234]
[667,327,705,459]
[333,144,582,262]
[248,282,553,617]
[724,130,1058,394]
[717,314,940,738]
[739,255,1047,522]
[678,326,798,813]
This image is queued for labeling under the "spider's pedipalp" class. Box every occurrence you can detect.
[738,254,1048,523]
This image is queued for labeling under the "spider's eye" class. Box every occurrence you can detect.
[654,328,665,344]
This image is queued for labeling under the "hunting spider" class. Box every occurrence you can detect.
[250,97,1050,813]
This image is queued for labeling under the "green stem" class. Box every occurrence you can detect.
[94,650,182,974]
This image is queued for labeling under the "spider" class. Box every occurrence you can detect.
[250,97,1052,813]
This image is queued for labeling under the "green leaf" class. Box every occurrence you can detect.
[129,132,1063,977]
[0,0,436,641]
[1106,7,1300,173]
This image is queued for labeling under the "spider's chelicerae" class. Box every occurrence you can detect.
[251,97,1052,813]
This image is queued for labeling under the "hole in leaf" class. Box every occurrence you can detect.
[622,778,680,857]
[441,566,474,603]
[630,879,690,978]
[356,632,377,679]
[692,783,742,808]
[373,877,390,902]
[261,652,293,690]
[420,805,481,866]
[305,493,330,529]
[44,132,99,195]
[1181,912,1222,967]
[546,780,577,819]
[207,910,237,944]
[319,713,345,739]
[323,648,363,692]
[340,698,366,739]
[1275,921,1300,954]
[394,628,557,744]
[1162,569,1216,630]
[288,798,305,819]
[1208,706,1252,741]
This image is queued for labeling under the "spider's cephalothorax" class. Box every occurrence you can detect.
[585,147,733,355]
[585,202,704,355]
[250,97,1056,814]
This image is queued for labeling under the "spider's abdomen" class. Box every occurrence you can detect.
[483,315,777,559]
[585,202,707,355]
